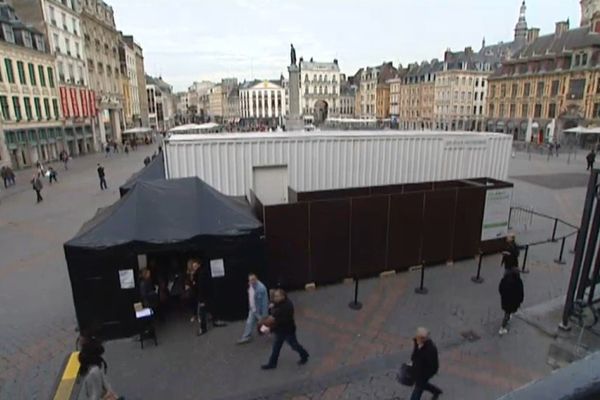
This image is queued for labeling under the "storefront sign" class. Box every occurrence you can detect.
[481,188,513,241]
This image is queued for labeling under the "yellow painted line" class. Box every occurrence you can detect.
[53,351,80,400]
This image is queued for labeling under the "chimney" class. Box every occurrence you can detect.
[333,59,338,65]
[555,20,570,36]
[527,28,540,44]
[465,46,473,55]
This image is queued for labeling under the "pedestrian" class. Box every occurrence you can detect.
[31,173,43,203]
[78,336,123,400]
[6,166,15,186]
[112,141,118,153]
[261,289,309,370]
[1,166,7,188]
[48,166,58,184]
[60,150,69,170]
[124,143,129,155]
[105,144,110,158]
[555,143,560,157]
[498,266,524,335]
[187,260,209,336]
[143,156,151,166]
[409,327,442,400]
[97,163,107,190]
[36,160,45,176]
[237,273,269,344]
[587,150,596,171]
[501,233,520,270]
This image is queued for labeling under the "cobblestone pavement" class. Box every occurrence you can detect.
[0,145,157,400]
[0,145,591,400]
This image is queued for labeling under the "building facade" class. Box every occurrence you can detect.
[300,59,341,123]
[339,81,356,117]
[81,0,122,145]
[355,62,397,119]
[146,75,174,132]
[239,79,285,128]
[487,15,600,142]
[118,34,140,129]
[122,35,148,127]
[12,0,96,155]
[0,2,65,168]
[397,60,442,130]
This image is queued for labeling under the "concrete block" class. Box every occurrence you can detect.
[304,282,316,291]
[379,270,396,278]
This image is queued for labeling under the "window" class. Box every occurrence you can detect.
[534,103,542,118]
[22,31,32,48]
[35,35,45,51]
[12,96,22,121]
[23,97,33,120]
[28,63,36,86]
[582,53,588,66]
[510,103,516,118]
[500,84,506,97]
[536,81,544,97]
[43,98,51,120]
[47,67,55,87]
[34,98,42,120]
[524,83,531,97]
[499,104,505,117]
[490,85,496,98]
[0,96,9,120]
[52,98,60,120]
[594,103,600,118]
[568,79,586,100]
[489,104,495,117]
[16,61,26,85]
[68,64,74,81]
[75,43,80,58]
[58,61,65,82]
[522,103,529,118]
[65,38,70,55]
[4,58,15,83]
[511,83,518,98]
[551,80,560,96]
[548,103,557,118]
[2,24,14,43]
[49,6,56,24]
[38,65,46,87]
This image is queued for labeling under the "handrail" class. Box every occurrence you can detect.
[510,205,579,230]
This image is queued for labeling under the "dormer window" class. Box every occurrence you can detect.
[35,35,45,52]
[2,24,14,43]
[22,31,33,48]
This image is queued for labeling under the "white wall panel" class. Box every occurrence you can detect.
[164,131,512,197]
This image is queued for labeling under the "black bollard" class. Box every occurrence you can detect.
[471,253,484,283]
[554,237,567,265]
[348,276,362,310]
[521,245,530,273]
[551,218,559,242]
[415,264,428,294]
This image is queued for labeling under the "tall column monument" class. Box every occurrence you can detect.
[286,44,304,131]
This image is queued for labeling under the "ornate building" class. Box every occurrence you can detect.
[299,59,341,123]
[487,13,600,142]
[581,0,600,27]
[397,60,442,130]
[354,62,397,120]
[239,79,285,128]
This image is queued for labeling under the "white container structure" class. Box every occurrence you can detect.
[164,131,512,198]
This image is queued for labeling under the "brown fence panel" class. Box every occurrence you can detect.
[297,187,371,202]
[350,196,389,277]
[422,189,457,265]
[453,187,486,260]
[371,184,405,195]
[310,199,351,285]
[404,182,434,193]
[264,203,310,289]
[387,192,425,271]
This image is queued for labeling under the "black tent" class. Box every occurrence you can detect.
[118,152,165,197]
[64,177,264,339]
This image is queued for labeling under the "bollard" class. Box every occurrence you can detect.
[348,276,362,310]
[521,245,530,273]
[471,252,484,283]
[508,208,513,229]
[554,237,567,265]
[551,218,559,242]
[415,264,428,294]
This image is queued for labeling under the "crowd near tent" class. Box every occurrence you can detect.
[64,177,264,339]
[118,152,166,197]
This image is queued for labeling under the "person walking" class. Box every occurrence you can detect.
[97,164,107,190]
[105,144,111,158]
[78,336,123,400]
[32,173,43,203]
[48,166,58,185]
[409,327,442,400]
[189,260,209,336]
[498,266,524,335]
[261,289,309,370]
[501,234,520,270]
[237,273,269,344]
[6,166,15,186]
[1,166,7,188]
[587,150,596,171]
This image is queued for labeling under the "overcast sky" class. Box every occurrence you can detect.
[111,0,579,92]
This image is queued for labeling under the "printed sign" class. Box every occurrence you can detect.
[210,259,225,278]
[118,269,135,289]
[481,188,513,241]
[137,254,147,269]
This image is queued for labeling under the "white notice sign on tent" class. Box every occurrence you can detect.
[119,269,135,289]
[210,259,225,278]
[481,188,513,241]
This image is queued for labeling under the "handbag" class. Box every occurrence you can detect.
[396,363,415,386]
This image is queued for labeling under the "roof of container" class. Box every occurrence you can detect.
[166,130,509,143]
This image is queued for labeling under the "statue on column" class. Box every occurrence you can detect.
[290,44,296,66]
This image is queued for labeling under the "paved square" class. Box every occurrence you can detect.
[512,172,590,190]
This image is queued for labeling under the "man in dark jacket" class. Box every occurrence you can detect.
[498,267,524,335]
[501,234,520,270]
[587,150,596,171]
[261,289,309,370]
[410,327,442,400]
[97,164,107,190]
[32,173,43,203]
[190,261,210,336]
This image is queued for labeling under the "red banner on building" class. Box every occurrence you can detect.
[80,88,88,117]
[88,90,97,117]
[59,86,69,118]
[70,88,80,118]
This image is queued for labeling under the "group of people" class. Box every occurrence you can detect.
[0,165,15,188]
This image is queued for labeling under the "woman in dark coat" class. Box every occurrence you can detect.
[498,267,524,335]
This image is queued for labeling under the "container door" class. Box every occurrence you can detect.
[252,165,288,205]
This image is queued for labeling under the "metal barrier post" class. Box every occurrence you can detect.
[508,208,513,229]
[348,276,363,310]
[551,218,559,242]
[415,264,428,294]
[471,252,484,283]
[521,245,530,273]
[555,237,567,265]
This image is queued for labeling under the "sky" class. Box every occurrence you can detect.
[111,0,580,92]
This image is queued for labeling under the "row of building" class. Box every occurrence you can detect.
[0,0,177,169]
[177,0,600,143]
